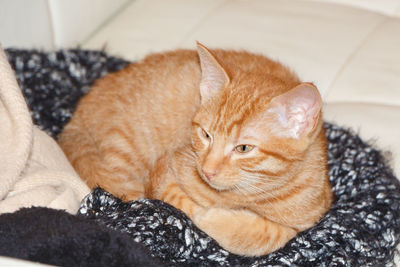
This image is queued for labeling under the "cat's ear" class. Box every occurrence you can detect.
[197,42,230,103]
[267,83,322,139]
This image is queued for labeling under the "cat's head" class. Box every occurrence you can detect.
[191,43,323,193]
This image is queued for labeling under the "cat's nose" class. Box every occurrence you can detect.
[203,170,215,180]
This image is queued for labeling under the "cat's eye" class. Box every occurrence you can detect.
[200,128,211,140]
[235,144,254,153]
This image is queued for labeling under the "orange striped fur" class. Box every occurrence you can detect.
[58,43,332,256]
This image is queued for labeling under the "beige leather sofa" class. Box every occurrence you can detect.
[1,0,399,266]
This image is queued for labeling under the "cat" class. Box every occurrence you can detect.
[58,42,333,256]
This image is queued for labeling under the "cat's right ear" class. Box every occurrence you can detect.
[197,42,230,103]
[267,83,322,139]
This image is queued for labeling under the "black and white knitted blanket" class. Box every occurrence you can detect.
[4,49,400,266]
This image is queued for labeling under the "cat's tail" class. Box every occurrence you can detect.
[58,122,145,201]
[58,123,105,188]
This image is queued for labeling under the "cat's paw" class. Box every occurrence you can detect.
[193,207,228,226]
[120,190,145,202]
[193,208,295,256]
[194,208,259,255]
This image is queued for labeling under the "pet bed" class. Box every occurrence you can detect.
[3,48,400,266]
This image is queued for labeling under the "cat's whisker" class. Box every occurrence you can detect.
[233,184,248,196]
[237,179,271,195]
[240,177,326,219]
[245,175,324,190]
[240,169,282,182]
[239,174,283,188]
[237,180,288,204]
[241,167,281,177]
[236,182,288,226]
[236,181,291,225]
[242,177,278,184]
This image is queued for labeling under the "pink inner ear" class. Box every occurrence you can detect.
[197,42,230,103]
[267,83,322,139]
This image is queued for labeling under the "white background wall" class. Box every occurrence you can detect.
[0,0,132,49]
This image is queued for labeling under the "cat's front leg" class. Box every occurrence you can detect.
[149,153,205,218]
[193,208,297,256]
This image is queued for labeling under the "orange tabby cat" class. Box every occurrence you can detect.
[58,42,332,256]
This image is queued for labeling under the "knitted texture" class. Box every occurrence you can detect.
[6,49,400,266]
[6,49,128,138]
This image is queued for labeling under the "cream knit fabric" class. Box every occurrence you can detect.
[0,45,90,214]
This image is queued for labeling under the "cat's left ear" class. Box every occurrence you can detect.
[267,83,322,139]
[197,42,230,103]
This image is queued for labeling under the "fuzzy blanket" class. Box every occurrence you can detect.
[2,48,400,266]
[0,207,163,266]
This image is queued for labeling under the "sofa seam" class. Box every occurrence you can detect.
[324,101,400,109]
[44,0,56,50]
[323,16,390,100]
[176,0,232,47]
[81,0,136,48]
